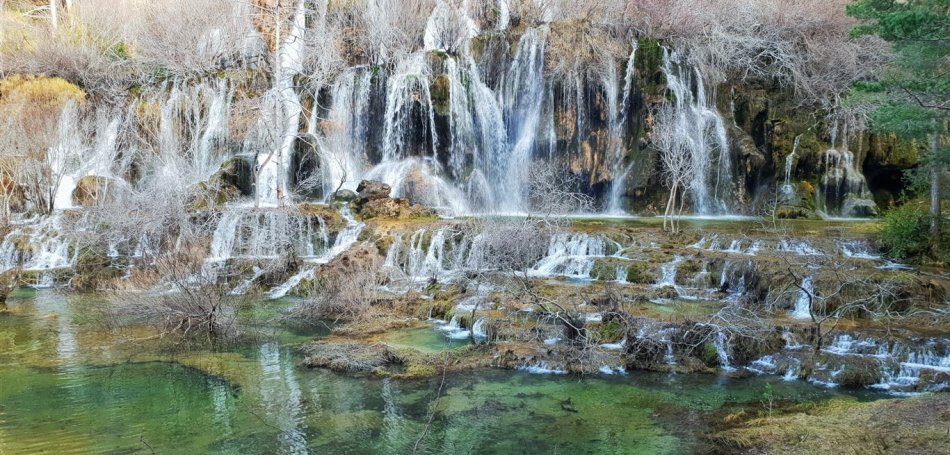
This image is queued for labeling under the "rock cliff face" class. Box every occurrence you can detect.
[276,30,914,218]
[0,11,916,219]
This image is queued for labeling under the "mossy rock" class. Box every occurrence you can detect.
[72,176,115,207]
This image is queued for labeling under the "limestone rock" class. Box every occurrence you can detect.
[842,196,879,218]
[331,189,359,203]
[357,180,391,201]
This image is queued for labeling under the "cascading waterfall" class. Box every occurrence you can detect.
[660,48,734,215]
[655,255,683,288]
[382,53,439,162]
[817,121,877,217]
[255,0,307,207]
[606,41,638,214]
[782,135,801,196]
[790,276,814,319]
[0,215,77,274]
[530,233,608,278]
[497,27,549,212]
[312,67,374,198]
[207,209,328,261]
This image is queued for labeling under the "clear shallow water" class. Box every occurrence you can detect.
[0,289,878,454]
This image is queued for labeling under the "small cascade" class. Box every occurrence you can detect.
[437,315,471,340]
[316,206,365,263]
[601,337,626,351]
[268,267,315,299]
[790,276,814,319]
[655,255,683,288]
[0,215,77,274]
[838,240,882,260]
[782,135,801,196]
[660,48,734,215]
[778,240,823,256]
[230,266,264,296]
[615,265,629,284]
[530,234,607,278]
[208,209,328,261]
[471,318,488,342]
[715,331,734,371]
[517,361,567,375]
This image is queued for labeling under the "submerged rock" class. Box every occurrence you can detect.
[301,342,403,375]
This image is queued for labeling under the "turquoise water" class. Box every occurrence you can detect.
[0,289,874,454]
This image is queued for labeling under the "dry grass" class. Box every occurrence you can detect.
[711,395,950,454]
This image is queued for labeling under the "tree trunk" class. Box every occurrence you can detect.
[49,0,57,30]
[930,132,941,237]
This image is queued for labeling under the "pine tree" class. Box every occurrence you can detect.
[847,0,949,237]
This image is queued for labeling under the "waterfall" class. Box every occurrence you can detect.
[839,240,882,260]
[782,135,801,196]
[606,41,638,214]
[615,265,629,284]
[715,331,734,371]
[655,255,683,288]
[255,0,307,206]
[383,53,438,162]
[530,233,606,278]
[230,266,264,296]
[317,206,365,262]
[208,209,328,261]
[437,315,471,340]
[268,267,315,299]
[660,48,733,215]
[471,317,488,341]
[790,276,814,319]
[313,67,373,198]
[0,215,77,274]
[498,27,548,212]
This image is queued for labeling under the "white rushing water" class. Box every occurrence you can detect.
[530,234,608,279]
[660,48,733,215]
[790,276,814,319]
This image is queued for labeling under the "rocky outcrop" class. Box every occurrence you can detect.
[72,176,114,207]
[352,179,434,220]
[356,180,391,201]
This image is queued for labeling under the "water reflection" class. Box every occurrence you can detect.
[0,290,879,454]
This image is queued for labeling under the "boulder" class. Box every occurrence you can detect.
[842,195,879,218]
[331,189,359,203]
[357,180,391,201]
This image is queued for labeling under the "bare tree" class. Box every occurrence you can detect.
[651,106,695,233]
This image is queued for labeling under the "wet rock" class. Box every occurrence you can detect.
[72,175,114,207]
[356,180,391,201]
[331,189,359,203]
[357,197,434,220]
[842,195,879,218]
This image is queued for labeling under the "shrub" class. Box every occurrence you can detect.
[879,202,929,261]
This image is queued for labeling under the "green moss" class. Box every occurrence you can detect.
[593,319,625,343]
[431,74,451,116]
